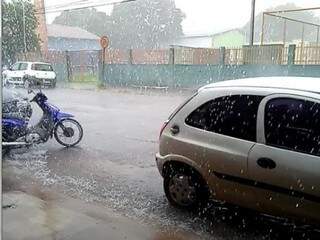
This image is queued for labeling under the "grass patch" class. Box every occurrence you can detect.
[72,73,98,83]
[97,81,107,89]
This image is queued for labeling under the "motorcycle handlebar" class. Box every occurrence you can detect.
[28,89,35,94]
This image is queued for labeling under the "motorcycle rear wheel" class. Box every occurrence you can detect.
[54,118,83,147]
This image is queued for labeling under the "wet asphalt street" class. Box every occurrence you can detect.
[3,87,320,240]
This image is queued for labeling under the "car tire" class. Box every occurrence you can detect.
[163,164,209,210]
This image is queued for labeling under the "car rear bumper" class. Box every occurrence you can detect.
[29,78,56,86]
[7,78,24,85]
[42,79,56,86]
[155,153,165,177]
[7,77,56,86]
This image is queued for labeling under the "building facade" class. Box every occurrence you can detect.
[212,29,247,48]
[47,24,100,51]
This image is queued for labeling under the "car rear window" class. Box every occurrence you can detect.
[185,95,263,142]
[19,63,28,70]
[31,64,53,71]
[11,63,20,71]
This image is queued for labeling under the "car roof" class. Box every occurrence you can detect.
[201,77,320,94]
[16,61,51,65]
[32,62,51,65]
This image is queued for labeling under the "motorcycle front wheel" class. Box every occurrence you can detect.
[54,118,83,147]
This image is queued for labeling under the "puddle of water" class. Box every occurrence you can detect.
[2,149,235,239]
[7,147,309,239]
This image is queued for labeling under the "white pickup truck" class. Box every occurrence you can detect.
[3,61,57,88]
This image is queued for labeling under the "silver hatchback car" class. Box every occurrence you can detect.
[156,77,320,224]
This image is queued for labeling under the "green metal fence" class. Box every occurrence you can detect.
[18,44,320,89]
[103,63,320,88]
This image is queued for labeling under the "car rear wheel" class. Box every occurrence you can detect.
[163,164,209,210]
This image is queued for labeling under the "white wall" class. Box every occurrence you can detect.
[173,36,212,48]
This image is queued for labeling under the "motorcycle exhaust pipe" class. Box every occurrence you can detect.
[2,142,30,146]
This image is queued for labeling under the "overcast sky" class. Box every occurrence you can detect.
[44,0,320,35]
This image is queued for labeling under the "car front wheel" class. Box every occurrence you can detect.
[163,165,209,210]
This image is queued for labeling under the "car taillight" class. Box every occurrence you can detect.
[159,120,169,139]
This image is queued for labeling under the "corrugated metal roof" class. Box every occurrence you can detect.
[47,24,99,40]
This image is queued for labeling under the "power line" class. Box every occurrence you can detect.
[45,0,90,11]
[40,0,98,12]
[37,0,136,12]
[35,0,137,15]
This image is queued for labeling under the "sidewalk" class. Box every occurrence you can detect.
[57,81,195,95]
[3,191,148,240]
[2,191,200,240]
[58,81,98,90]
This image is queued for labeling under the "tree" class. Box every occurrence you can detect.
[53,8,112,37]
[53,0,185,49]
[2,0,40,65]
[109,0,185,49]
[243,3,320,43]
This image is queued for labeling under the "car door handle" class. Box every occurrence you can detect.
[170,125,180,135]
[257,158,276,169]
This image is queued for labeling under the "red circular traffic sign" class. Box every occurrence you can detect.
[100,36,109,49]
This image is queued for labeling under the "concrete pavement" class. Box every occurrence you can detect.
[3,191,201,240]
[4,87,319,239]
[3,191,149,240]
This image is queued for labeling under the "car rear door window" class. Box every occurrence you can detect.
[265,98,320,156]
[185,95,263,142]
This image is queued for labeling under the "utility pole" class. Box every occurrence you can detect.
[22,1,27,53]
[249,0,256,46]
[34,0,48,54]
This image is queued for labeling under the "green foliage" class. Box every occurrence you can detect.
[243,3,320,43]
[110,0,185,49]
[2,0,40,65]
[53,8,112,37]
[53,0,185,49]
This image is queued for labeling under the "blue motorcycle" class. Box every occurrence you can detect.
[2,89,83,152]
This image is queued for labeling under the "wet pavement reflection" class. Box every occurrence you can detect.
[3,89,320,240]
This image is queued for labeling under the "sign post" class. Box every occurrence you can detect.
[100,36,109,87]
